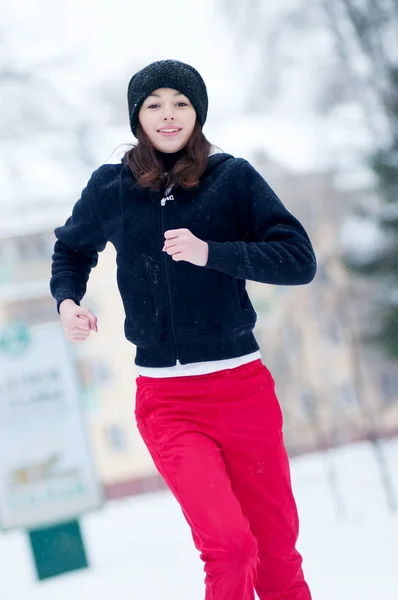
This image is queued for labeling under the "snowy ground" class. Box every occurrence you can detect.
[1,439,398,600]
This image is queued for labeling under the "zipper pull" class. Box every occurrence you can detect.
[160,194,174,206]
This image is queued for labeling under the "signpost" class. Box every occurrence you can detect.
[0,321,103,578]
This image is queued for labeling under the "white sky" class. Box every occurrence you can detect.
[3,0,243,115]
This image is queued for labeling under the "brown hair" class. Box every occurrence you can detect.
[124,121,212,191]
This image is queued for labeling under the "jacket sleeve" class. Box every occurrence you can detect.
[204,159,316,285]
[50,170,108,312]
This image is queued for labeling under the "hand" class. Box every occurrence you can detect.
[163,228,209,267]
[59,299,98,343]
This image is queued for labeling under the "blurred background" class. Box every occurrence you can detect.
[1,0,398,598]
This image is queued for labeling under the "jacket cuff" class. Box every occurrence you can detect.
[204,240,241,278]
[56,296,81,314]
[50,275,85,314]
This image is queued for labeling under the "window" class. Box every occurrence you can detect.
[105,425,128,453]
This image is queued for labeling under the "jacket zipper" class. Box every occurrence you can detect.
[160,190,180,362]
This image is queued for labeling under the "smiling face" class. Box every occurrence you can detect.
[138,88,197,153]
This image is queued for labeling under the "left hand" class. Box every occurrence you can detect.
[163,228,209,267]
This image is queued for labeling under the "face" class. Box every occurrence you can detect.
[138,88,197,153]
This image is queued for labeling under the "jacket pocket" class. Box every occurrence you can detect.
[119,260,167,345]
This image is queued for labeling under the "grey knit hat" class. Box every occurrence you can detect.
[127,59,208,136]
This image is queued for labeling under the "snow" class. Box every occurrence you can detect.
[3,0,241,122]
[1,439,398,599]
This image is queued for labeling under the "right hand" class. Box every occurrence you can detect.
[59,299,98,343]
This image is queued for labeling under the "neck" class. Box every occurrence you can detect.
[155,148,185,172]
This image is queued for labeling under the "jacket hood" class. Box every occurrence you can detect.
[204,152,235,174]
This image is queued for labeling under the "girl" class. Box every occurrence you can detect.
[51,59,316,600]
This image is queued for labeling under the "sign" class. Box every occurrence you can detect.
[29,519,88,580]
[0,322,103,531]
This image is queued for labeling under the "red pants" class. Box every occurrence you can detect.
[135,359,311,600]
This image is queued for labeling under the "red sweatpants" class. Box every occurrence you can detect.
[135,359,311,600]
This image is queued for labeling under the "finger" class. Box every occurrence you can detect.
[67,324,90,335]
[67,333,90,342]
[163,241,179,251]
[164,229,185,239]
[67,329,90,338]
[88,315,98,332]
[75,316,90,330]
[67,330,90,339]
[165,246,182,256]
[78,309,98,332]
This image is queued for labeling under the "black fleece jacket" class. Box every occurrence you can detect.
[50,153,316,367]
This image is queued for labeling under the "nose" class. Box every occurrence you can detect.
[161,103,176,122]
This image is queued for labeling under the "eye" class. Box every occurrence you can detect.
[177,102,188,107]
[147,103,159,109]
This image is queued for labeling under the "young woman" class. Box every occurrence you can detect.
[51,59,316,600]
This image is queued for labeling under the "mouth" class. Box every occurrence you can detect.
[157,128,182,137]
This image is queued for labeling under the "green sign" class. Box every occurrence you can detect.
[0,323,31,356]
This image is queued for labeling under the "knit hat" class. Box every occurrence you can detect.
[127,59,208,136]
